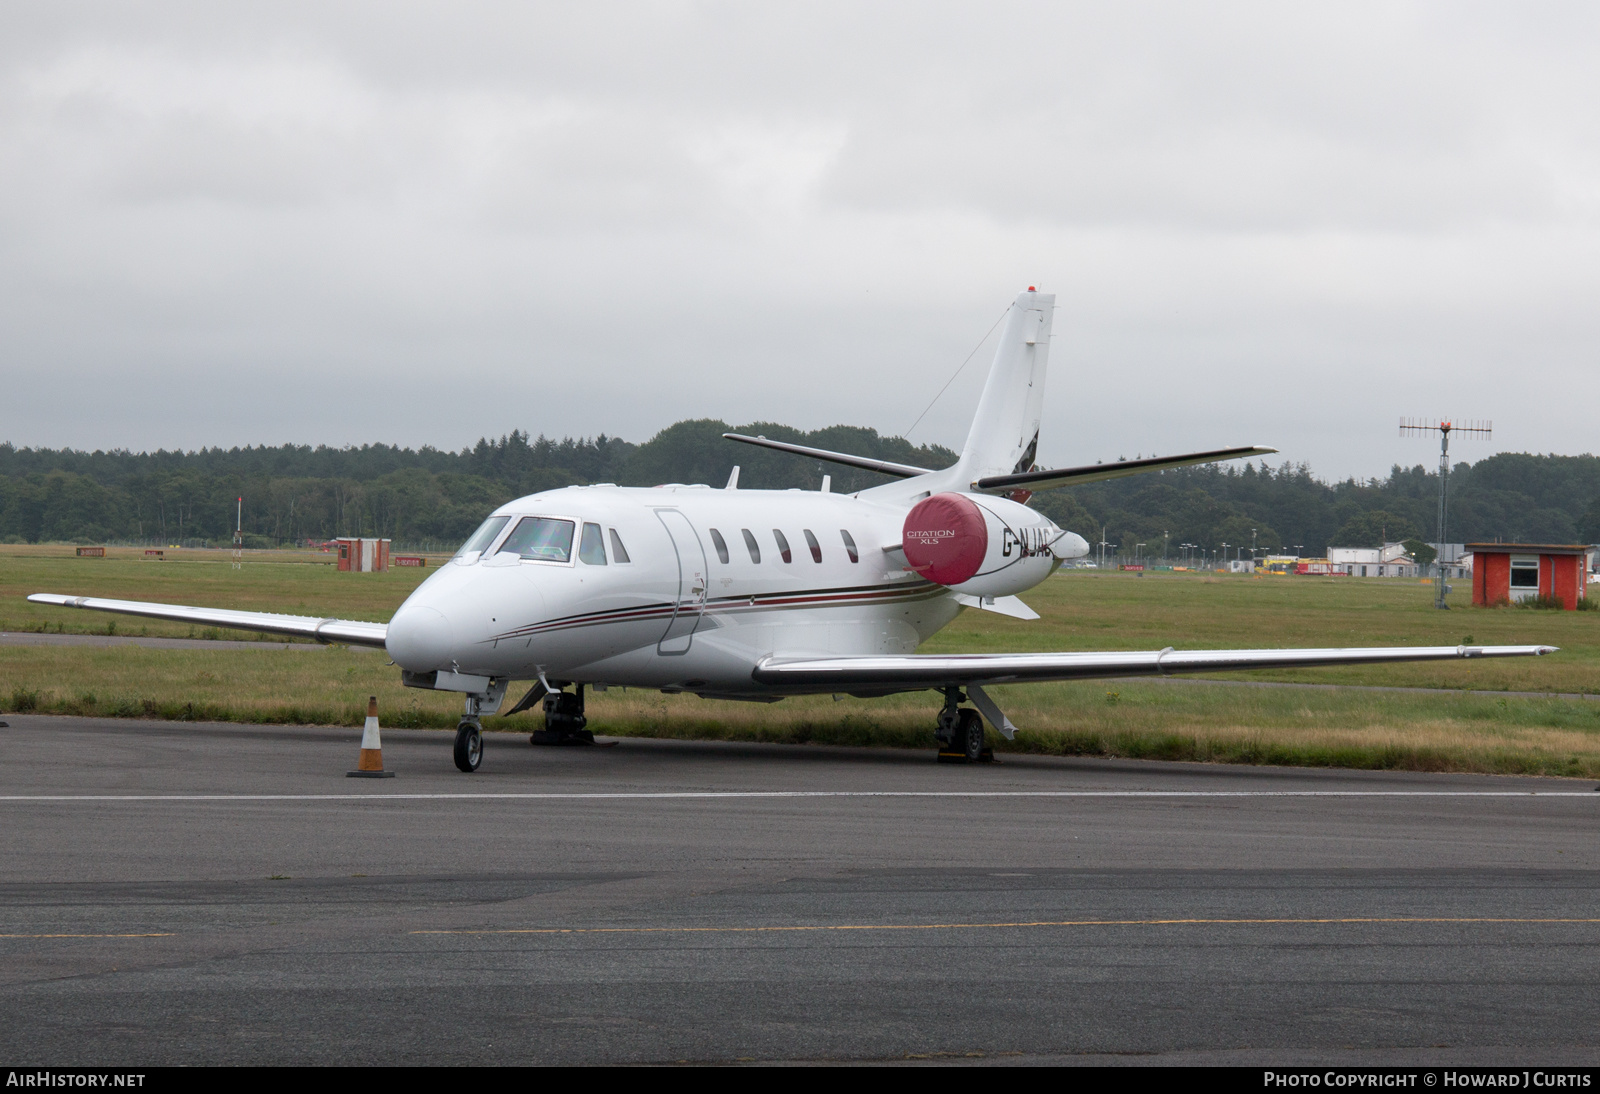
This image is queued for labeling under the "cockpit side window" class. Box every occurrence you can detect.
[803,529,822,563]
[497,516,575,562]
[579,522,607,565]
[741,528,761,563]
[455,515,510,558]
[608,528,631,563]
[709,528,730,564]
[772,529,792,563]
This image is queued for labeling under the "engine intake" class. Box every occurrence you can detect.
[902,493,989,586]
[902,492,1076,597]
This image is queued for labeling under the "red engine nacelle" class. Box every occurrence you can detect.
[902,492,1066,597]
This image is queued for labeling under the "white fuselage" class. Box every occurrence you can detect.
[384,483,1068,698]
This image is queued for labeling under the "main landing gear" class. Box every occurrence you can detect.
[935,688,992,764]
[532,684,594,747]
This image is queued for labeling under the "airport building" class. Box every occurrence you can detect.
[1429,543,1473,580]
[1467,542,1590,609]
[335,537,391,573]
[1327,543,1420,577]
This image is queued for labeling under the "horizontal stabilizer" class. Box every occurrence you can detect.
[26,594,389,649]
[752,644,1556,693]
[974,445,1277,494]
[723,433,933,479]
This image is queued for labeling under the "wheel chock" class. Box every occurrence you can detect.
[531,729,596,746]
[936,747,995,764]
[347,695,396,778]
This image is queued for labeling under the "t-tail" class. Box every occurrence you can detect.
[721,285,1274,497]
[950,288,1053,486]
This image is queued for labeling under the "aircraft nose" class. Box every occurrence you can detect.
[386,604,454,671]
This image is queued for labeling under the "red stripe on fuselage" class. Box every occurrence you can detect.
[486,581,941,642]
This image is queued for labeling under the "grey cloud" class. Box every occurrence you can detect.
[1,2,1597,480]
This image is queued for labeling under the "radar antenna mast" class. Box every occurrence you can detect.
[1400,418,1492,609]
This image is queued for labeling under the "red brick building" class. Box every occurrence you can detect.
[1467,543,1590,609]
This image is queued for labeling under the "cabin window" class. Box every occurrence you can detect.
[773,529,792,563]
[455,515,510,558]
[741,529,761,563]
[579,522,607,565]
[709,528,731,564]
[497,516,574,562]
[840,529,859,563]
[608,528,631,563]
[803,528,822,563]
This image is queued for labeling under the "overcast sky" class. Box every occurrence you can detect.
[2,2,1596,480]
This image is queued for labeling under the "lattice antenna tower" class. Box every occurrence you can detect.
[1399,418,1491,609]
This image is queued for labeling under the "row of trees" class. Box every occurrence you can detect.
[1040,453,1600,561]
[1,428,1597,554]
[0,424,956,547]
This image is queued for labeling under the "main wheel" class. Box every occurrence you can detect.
[453,722,482,773]
[958,708,984,763]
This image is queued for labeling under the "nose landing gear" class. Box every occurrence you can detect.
[532,684,594,746]
[453,685,504,773]
[453,719,483,772]
[935,688,992,764]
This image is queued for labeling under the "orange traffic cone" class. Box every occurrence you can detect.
[347,696,395,778]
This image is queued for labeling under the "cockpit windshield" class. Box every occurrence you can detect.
[454,515,510,558]
[497,516,576,563]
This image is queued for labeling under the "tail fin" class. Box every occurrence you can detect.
[954,288,1054,483]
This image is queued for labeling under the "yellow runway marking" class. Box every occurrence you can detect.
[0,932,175,939]
[413,917,1600,937]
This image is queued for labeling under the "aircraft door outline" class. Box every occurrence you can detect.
[655,508,708,655]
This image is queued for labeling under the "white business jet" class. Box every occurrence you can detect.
[30,289,1554,771]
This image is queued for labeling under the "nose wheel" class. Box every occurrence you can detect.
[453,720,483,772]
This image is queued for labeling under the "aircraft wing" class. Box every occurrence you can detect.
[973,445,1278,493]
[751,644,1556,693]
[26,594,389,649]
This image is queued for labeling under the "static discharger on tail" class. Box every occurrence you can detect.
[27,288,1558,772]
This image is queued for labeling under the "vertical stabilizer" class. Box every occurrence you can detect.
[954,289,1054,484]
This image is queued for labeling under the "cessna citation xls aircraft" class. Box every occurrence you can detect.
[31,289,1554,771]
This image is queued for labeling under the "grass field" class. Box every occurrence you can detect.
[3,546,1597,777]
